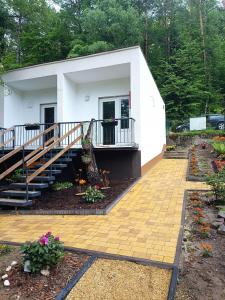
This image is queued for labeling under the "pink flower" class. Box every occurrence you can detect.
[45,231,52,237]
[54,236,60,241]
[39,235,49,246]
[95,185,100,190]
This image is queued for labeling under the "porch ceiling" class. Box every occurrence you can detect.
[7,75,57,91]
[65,63,130,84]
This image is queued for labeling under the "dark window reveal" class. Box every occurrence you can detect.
[121,99,129,129]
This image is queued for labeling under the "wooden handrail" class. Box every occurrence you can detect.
[26,123,81,167]
[27,135,82,183]
[0,123,58,165]
[0,137,55,181]
[0,126,14,138]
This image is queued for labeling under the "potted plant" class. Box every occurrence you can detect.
[81,154,92,165]
[101,118,118,127]
[82,138,92,150]
[25,123,40,130]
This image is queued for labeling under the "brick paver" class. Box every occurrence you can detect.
[0,159,208,263]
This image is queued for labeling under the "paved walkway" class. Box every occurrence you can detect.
[0,159,208,264]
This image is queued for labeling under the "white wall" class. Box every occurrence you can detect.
[139,50,166,167]
[74,78,130,121]
[4,88,57,127]
[0,85,4,127]
[4,87,23,127]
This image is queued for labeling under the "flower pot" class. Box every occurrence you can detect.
[25,124,40,130]
[81,155,92,164]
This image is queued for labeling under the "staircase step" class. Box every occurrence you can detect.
[18,176,55,182]
[1,190,41,198]
[28,169,62,175]
[33,163,67,169]
[0,198,32,207]
[45,152,77,158]
[42,157,72,163]
[10,183,48,190]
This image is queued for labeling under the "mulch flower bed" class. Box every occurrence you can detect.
[31,179,134,210]
[0,246,89,300]
[188,143,215,180]
[175,191,225,300]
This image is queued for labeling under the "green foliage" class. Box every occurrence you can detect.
[166,145,176,151]
[169,130,225,138]
[83,186,105,203]
[206,168,225,202]
[9,168,23,182]
[212,142,225,155]
[0,244,12,256]
[21,232,64,273]
[0,0,225,119]
[52,181,73,191]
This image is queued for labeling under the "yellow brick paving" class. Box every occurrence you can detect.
[0,159,208,264]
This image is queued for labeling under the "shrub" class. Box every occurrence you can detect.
[0,244,12,256]
[83,186,105,203]
[206,168,225,202]
[9,168,23,182]
[21,232,64,273]
[52,181,73,191]
[166,145,176,151]
[212,142,225,156]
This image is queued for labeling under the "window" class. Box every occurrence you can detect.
[121,99,129,129]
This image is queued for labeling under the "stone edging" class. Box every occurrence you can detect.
[167,189,210,300]
[0,179,139,216]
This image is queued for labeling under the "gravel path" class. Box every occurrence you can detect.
[67,258,171,300]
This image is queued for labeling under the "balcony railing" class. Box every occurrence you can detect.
[2,118,136,149]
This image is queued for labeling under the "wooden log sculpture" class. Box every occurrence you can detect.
[81,119,102,185]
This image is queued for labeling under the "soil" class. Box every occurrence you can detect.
[189,143,216,178]
[31,179,134,210]
[67,258,171,300]
[175,192,225,300]
[0,246,89,300]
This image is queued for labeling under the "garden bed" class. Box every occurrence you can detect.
[0,246,89,300]
[187,144,215,181]
[1,179,135,215]
[175,191,225,300]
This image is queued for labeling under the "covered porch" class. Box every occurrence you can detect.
[2,63,137,149]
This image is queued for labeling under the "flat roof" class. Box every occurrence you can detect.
[6,45,141,74]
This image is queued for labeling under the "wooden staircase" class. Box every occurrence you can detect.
[0,123,82,207]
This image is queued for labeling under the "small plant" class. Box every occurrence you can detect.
[0,244,12,256]
[201,243,213,257]
[212,142,225,156]
[100,169,110,187]
[9,168,23,182]
[21,232,64,273]
[166,145,176,151]
[52,181,73,191]
[200,142,207,149]
[83,186,105,203]
[192,200,202,208]
[193,207,205,217]
[194,216,204,225]
[199,225,210,238]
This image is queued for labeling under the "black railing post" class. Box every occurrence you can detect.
[22,146,25,175]
[26,166,29,202]
[12,128,15,149]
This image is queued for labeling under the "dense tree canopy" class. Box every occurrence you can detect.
[0,0,224,123]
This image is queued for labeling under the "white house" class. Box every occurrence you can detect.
[0,46,166,177]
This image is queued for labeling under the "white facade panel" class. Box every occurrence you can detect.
[139,50,166,167]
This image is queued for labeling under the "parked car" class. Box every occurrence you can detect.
[175,123,190,132]
[207,114,224,130]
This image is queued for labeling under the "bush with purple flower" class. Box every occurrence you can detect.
[21,232,64,273]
